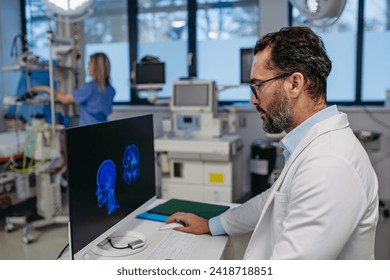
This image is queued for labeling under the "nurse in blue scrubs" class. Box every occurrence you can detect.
[32,52,116,126]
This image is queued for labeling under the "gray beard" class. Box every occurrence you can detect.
[261,89,292,134]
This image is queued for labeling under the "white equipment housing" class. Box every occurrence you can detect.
[170,80,222,138]
[155,135,244,203]
[155,80,244,203]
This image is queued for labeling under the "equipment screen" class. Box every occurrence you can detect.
[240,48,254,84]
[173,84,209,106]
[66,115,156,259]
[135,63,165,84]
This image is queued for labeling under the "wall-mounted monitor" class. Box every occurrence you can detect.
[66,115,156,259]
[134,62,165,90]
[170,80,217,115]
[240,48,254,84]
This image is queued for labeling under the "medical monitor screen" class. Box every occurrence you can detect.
[240,48,254,84]
[135,63,165,84]
[66,115,156,259]
[173,84,209,106]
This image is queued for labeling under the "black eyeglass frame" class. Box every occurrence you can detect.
[249,72,292,99]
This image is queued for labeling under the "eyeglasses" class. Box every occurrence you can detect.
[249,72,291,99]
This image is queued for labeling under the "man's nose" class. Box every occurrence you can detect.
[250,93,260,105]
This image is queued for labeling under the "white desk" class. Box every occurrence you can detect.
[61,199,232,260]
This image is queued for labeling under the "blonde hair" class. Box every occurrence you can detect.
[89,53,111,92]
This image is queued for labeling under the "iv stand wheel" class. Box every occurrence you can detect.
[22,227,34,244]
[4,216,15,232]
[4,222,15,233]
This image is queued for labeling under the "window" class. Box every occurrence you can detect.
[197,0,259,102]
[25,0,51,59]
[362,0,390,102]
[137,0,188,100]
[292,0,390,105]
[84,0,130,103]
[292,0,358,103]
[136,0,259,103]
[24,0,259,105]
[25,1,390,105]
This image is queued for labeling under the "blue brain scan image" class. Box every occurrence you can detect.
[96,160,120,215]
[123,144,140,185]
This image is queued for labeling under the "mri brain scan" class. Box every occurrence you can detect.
[96,159,119,215]
[123,144,140,185]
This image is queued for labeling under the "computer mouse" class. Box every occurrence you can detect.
[159,221,185,231]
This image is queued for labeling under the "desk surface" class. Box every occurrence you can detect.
[62,199,230,260]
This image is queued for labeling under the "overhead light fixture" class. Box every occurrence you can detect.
[208,31,218,40]
[289,0,346,27]
[43,0,94,21]
[306,0,320,13]
[171,20,186,29]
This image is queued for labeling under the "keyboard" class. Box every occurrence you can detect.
[145,231,199,260]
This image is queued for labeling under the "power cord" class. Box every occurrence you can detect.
[107,238,131,250]
[57,243,69,259]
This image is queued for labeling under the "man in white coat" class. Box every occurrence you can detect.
[166,26,379,259]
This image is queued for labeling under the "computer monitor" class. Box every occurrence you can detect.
[240,48,254,84]
[170,80,217,114]
[66,115,156,260]
[134,62,165,90]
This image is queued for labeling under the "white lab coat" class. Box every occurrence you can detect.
[220,112,379,259]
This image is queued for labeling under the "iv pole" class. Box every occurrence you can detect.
[47,21,56,135]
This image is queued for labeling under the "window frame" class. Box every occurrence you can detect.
[289,0,384,107]
[22,0,384,106]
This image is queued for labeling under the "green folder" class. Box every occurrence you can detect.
[147,198,230,220]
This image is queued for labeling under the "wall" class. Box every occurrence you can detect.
[110,105,390,201]
[259,0,289,36]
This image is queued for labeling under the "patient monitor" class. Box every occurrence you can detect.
[155,80,244,203]
[170,80,222,138]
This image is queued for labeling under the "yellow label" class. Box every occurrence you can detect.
[209,173,224,183]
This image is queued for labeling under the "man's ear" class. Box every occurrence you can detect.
[287,72,305,98]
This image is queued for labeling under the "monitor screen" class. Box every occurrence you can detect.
[240,48,254,84]
[173,84,209,106]
[66,115,156,259]
[135,63,165,84]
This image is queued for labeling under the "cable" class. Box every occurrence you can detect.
[13,102,22,158]
[107,238,131,250]
[10,34,24,57]
[10,122,56,175]
[57,243,69,259]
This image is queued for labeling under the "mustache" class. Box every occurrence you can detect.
[255,104,265,114]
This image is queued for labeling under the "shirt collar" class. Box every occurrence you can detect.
[279,105,339,162]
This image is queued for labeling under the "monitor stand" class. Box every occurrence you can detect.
[86,231,148,259]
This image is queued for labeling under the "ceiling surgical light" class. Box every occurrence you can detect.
[171,20,187,29]
[289,0,346,27]
[43,0,94,21]
[306,0,320,13]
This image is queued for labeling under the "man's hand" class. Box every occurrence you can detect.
[165,212,210,235]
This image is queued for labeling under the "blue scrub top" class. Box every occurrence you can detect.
[73,81,115,126]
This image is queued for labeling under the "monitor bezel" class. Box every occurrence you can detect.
[170,80,217,114]
[240,48,254,84]
[135,62,165,85]
[66,115,157,260]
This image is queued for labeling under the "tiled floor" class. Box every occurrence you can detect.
[0,198,389,260]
